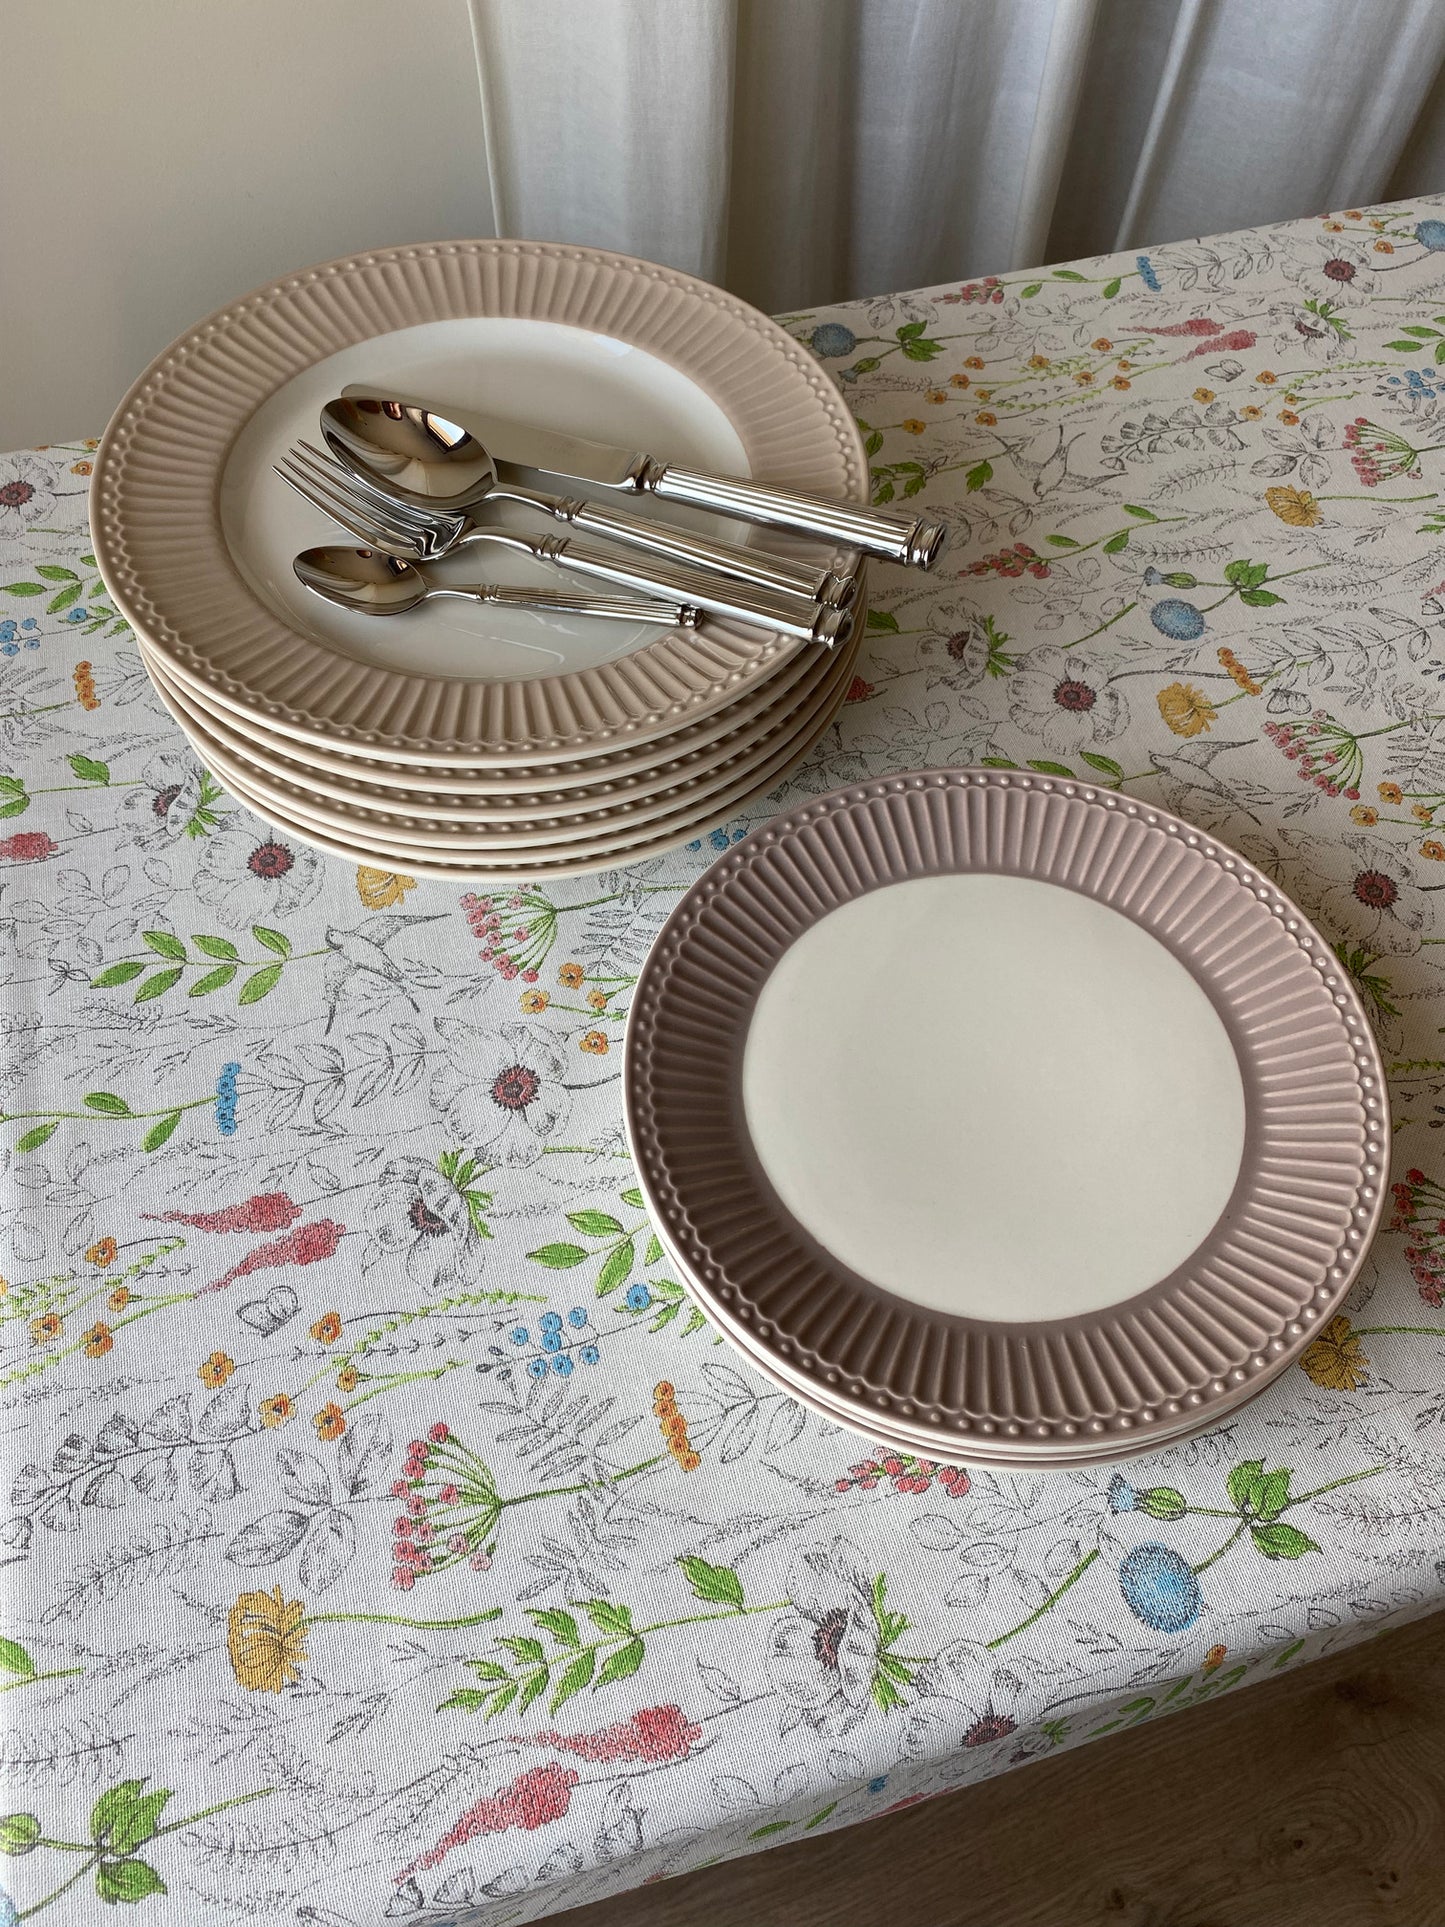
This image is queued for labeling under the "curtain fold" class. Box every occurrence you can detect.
[469,0,1445,306]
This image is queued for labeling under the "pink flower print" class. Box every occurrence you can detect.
[538,1704,702,1765]
[200,1218,344,1292]
[401,1764,580,1878]
[145,1191,301,1234]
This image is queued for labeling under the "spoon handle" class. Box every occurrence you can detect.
[448,585,702,627]
[463,531,849,647]
[493,487,856,609]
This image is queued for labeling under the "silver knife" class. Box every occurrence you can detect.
[338,383,945,570]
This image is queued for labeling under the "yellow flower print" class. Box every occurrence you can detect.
[579,1030,610,1055]
[336,1365,360,1393]
[1412,803,1435,822]
[519,989,549,1014]
[1092,337,1113,352]
[586,988,609,1011]
[557,962,585,990]
[1192,387,1215,404]
[199,1351,234,1388]
[227,1586,309,1693]
[1073,370,1094,385]
[949,372,970,389]
[1350,805,1379,826]
[1277,410,1300,426]
[1156,684,1218,738]
[85,1236,117,1268]
[901,418,926,435]
[1240,405,1262,420]
[314,1403,347,1441]
[260,1393,294,1429]
[107,1286,130,1312]
[975,412,997,427]
[29,1314,61,1346]
[964,355,985,370]
[926,389,947,404]
[310,1311,342,1345]
[1422,840,1445,861]
[1299,1314,1369,1391]
[1256,370,1278,385]
[1110,376,1131,390]
[1378,782,1404,805]
[1028,354,1050,370]
[1374,240,1394,254]
[356,866,417,909]
[1264,486,1322,528]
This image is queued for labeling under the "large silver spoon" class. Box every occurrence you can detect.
[321,394,858,607]
[293,546,702,626]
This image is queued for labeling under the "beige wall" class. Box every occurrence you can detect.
[0,0,495,448]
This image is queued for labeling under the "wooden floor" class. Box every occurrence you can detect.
[556,1610,1445,1927]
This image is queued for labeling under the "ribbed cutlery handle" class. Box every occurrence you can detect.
[552,497,855,607]
[642,463,947,569]
[536,536,850,646]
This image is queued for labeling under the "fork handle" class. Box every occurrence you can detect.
[448,585,701,627]
[492,487,856,608]
[463,530,848,647]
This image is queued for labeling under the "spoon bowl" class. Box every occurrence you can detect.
[294,544,429,615]
[321,397,499,509]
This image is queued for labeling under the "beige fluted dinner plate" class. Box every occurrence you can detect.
[148,624,860,881]
[93,239,866,766]
[138,604,852,812]
[154,625,858,857]
[624,770,1389,1463]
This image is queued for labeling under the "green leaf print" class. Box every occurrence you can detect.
[15,1122,59,1152]
[141,930,186,959]
[596,1240,635,1296]
[83,1093,132,1116]
[567,1210,623,1237]
[134,969,183,1003]
[679,1556,745,1609]
[528,1242,589,1269]
[142,1112,183,1153]
[91,1781,171,1854]
[550,1648,596,1710]
[596,1637,646,1685]
[619,1187,646,1209]
[865,609,900,632]
[95,1857,166,1903]
[34,565,77,583]
[238,963,284,1004]
[90,962,145,988]
[0,1638,34,1678]
[965,459,993,491]
[1250,1522,1319,1559]
[1226,1459,1265,1511]
[1253,1468,1292,1521]
[252,925,291,956]
[193,934,240,960]
[67,753,110,784]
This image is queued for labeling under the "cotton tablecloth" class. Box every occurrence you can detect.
[5,195,1445,1925]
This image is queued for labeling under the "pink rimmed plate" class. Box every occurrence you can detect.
[624,770,1388,1463]
[91,240,867,766]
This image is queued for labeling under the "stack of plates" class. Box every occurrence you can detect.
[625,771,1389,1465]
[89,241,872,878]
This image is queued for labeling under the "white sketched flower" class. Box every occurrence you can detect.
[363,1153,490,1288]
[1311,233,1383,305]
[0,454,57,529]
[430,1019,573,1168]
[117,752,213,850]
[1314,834,1428,956]
[902,1638,1022,1759]
[765,1537,882,1737]
[1007,645,1128,754]
[192,821,322,927]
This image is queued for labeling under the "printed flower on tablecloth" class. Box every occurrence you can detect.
[117,751,220,849]
[765,1538,882,1737]
[0,454,57,529]
[362,1152,492,1286]
[1265,295,1353,360]
[430,1019,573,1168]
[1299,1314,1370,1390]
[1315,835,1428,955]
[1007,646,1127,754]
[227,1585,308,1692]
[193,822,322,927]
[1311,234,1384,304]
[902,1639,1021,1757]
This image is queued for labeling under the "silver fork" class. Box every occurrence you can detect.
[274,449,850,647]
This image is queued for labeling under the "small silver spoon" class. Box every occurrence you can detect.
[293,545,702,626]
[320,394,857,607]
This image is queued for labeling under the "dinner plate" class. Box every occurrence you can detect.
[138,586,854,803]
[624,770,1389,1462]
[149,624,860,881]
[92,240,867,765]
[156,625,858,856]
[153,646,852,841]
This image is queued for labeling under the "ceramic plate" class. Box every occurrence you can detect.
[153,647,851,841]
[148,625,860,882]
[92,240,866,764]
[624,770,1388,1462]
[138,586,853,803]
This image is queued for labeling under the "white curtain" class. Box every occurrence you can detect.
[470,0,1445,310]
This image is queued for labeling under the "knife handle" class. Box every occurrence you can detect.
[521,494,856,609]
[464,529,849,646]
[637,461,946,570]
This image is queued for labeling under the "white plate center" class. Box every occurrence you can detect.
[219,316,749,681]
[741,872,1246,1322]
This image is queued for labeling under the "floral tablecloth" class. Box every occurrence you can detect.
[5,195,1445,1925]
